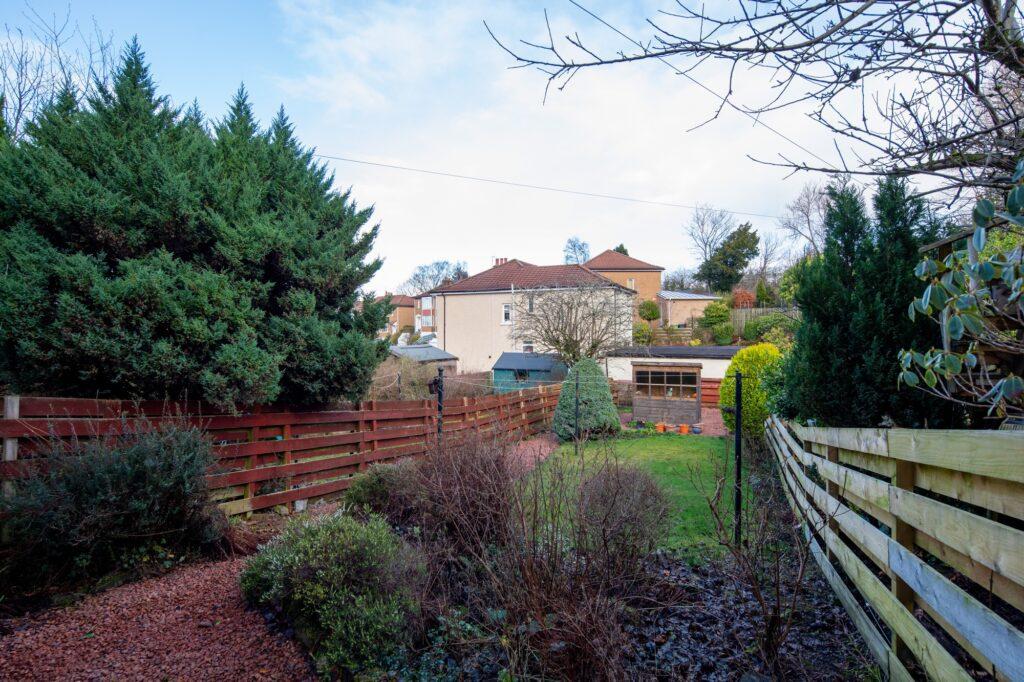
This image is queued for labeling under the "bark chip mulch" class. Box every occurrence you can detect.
[0,557,313,681]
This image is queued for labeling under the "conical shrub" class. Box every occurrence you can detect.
[553,358,620,442]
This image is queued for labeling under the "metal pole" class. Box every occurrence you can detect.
[733,371,743,546]
[436,366,444,440]
[574,368,581,457]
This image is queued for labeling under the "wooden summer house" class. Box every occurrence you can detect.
[631,362,701,424]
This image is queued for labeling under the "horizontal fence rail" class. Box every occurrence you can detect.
[0,386,560,517]
[766,416,1024,680]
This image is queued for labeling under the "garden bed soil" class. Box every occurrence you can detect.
[625,554,874,680]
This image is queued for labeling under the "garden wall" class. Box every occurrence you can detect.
[0,386,560,517]
[767,416,1024,679]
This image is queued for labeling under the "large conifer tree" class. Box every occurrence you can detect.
[780,178,959,427]
[0,40,389,408]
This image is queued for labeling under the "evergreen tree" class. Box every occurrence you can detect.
[0,41,389,409]
[613,243,629,255]
[696,223,759,292]
[780,178,960,427]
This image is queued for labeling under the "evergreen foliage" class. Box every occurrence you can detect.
[719,343,782,435]
[698,301,730,328]
[0,41,389,408]
[632,322,654,345]
[241,512,424,676]
[1,423,225,594]
[696,223,760,292]
[553,358,620,441]
[637,299,660,322]
[613,243,629,255]
[779,178,960,427]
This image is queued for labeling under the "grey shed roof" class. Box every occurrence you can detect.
[610,345,741,360]
[657,290,720,301]
[390,344,458,363]
[492,352,565,372]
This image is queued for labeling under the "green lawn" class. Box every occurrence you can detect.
[555,433,735,558]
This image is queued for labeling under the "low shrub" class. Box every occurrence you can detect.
[712,321,734,345]
[637,300,660,323]
[553,358,620,442]
[577,462,669,586]
[240,512,425,677]
[1,423,226,596]
[719,342,783,437]
[742,312,798,343]
[698,301,730,328]
[344,458,422,525]
[632,321,653,345]
[415,432,517,554]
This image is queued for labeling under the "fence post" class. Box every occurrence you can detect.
[733,372,743,546]
[245,425,259,517]
[365,399,377,472]
[891,455,917,664]
[436,366,445,440]
[282,422,294,513]
[825,444,840,562]
[3,395,19,501]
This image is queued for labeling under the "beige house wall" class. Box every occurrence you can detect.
[435,287,634,373]
[660,298,716,327]
[433,291,520,373]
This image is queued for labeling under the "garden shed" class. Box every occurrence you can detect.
[492,352,566,393]
[631,363,702,424]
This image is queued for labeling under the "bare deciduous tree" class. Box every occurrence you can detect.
[778,182,829,256]
[754,231,788,283]
[490,2,1024,201]
[563,235,590,264]
[1,6,112,141]
[399,260,468,295]
[661,267,691,291]
[686,204,735,290]
[511,283,633,363]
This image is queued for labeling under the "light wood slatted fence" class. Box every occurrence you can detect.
[0,386,560,517]
[766,416,1024,680]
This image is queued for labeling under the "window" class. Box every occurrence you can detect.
[627,277,636,290]
[522,342,535,353]
[502,303,512,324]
[421,314,432,328]
[514,369,530,381]
[527,294,534,313]
[420,296,432,311]
[633,365,698,399]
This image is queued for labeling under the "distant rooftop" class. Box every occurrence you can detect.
[428,259,629,294]
[657,290,720,301]
[376,294,416,307]
[390,344,457,363]
[584,250,663,272]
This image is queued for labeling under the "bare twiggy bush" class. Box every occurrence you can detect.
[697,436,823,677]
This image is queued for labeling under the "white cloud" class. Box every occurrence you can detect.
[273,0,849,292]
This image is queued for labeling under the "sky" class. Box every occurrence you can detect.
[3,0,849,292]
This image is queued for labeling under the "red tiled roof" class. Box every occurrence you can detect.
[584,249,663,272]
[428,259,630,294]
[375,294,416,307]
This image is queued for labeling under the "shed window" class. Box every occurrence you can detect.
[634,365,698,399]
[514,369,530,381]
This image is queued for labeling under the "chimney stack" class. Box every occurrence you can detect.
[494,257,508,266]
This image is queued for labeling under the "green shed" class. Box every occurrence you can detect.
[492,352,566,393]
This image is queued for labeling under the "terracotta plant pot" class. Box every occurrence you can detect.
[678,424,690,435]
[655,423,666,433]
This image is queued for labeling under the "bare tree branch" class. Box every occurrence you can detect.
[511,283,634,363]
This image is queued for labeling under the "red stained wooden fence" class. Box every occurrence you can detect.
[0,386,560,517]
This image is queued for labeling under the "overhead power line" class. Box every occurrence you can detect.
[313,152,782,220]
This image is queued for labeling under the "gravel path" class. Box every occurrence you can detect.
[0,557,313,681]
